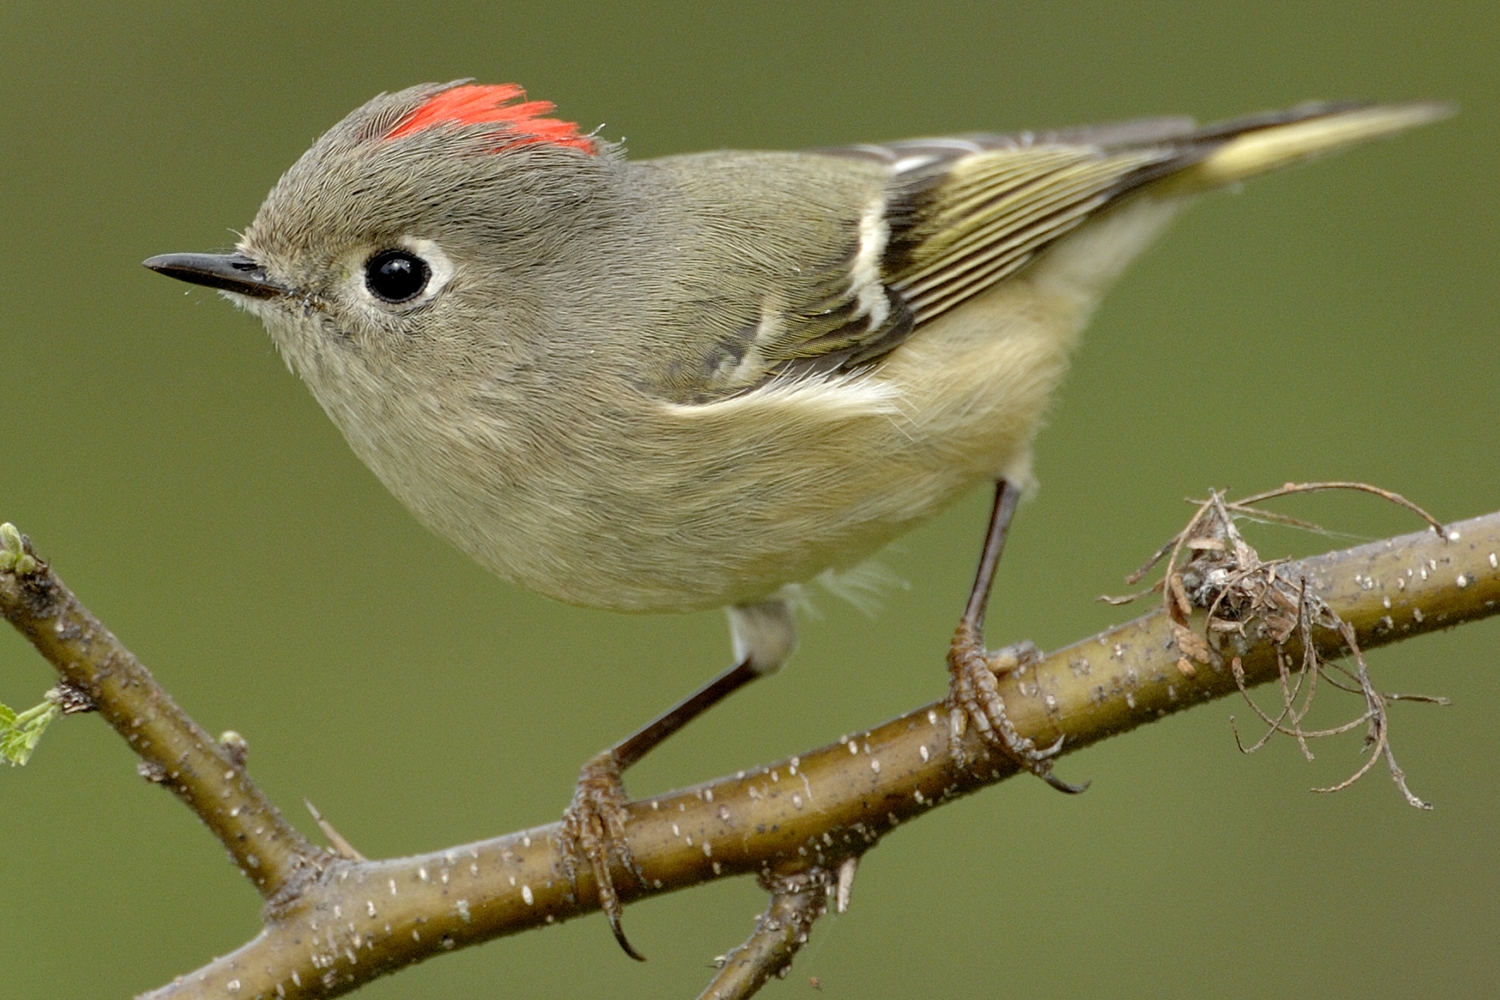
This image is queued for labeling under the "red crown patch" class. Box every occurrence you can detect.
[385,83,596,154]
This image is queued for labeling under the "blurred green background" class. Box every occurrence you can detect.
[1,3,1495,997]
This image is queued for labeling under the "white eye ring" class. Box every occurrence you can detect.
[355,236,454,309]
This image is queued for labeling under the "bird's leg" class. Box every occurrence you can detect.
[559,599,797,961]
[946,479,1087,793]
[560,658,761,961]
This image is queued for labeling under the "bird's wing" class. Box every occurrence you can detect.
[859,134,1185,328]
[651,99,1446,401]
[655,101,1439,401]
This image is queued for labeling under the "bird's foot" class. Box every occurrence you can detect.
[557,752,647,961]
[945,625,1087,794]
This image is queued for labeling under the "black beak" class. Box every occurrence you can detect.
[143,252,290,299]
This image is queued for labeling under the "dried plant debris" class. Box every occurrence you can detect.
[1110,482,1449,809]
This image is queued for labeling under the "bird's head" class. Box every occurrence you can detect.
[146,81,619,409]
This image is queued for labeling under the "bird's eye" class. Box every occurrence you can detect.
[364,249,431,304]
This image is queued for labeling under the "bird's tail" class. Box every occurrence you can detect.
[1163,100,1453,193]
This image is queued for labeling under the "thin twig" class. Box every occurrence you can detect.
[1230,481,1444,534]
[699,868,834,1000]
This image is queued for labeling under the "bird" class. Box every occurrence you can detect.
[144,81,1447,956]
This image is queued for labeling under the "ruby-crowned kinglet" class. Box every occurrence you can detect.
[145,83,1447,955]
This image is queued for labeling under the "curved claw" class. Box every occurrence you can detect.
[1032,735,1089,794]
[1040,769,1091,795]
[607,902,647,962]
[560,753,648,961]
[579,817,647,961]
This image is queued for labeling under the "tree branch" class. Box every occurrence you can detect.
[2,510,1496,999]
[0,528,326,900]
